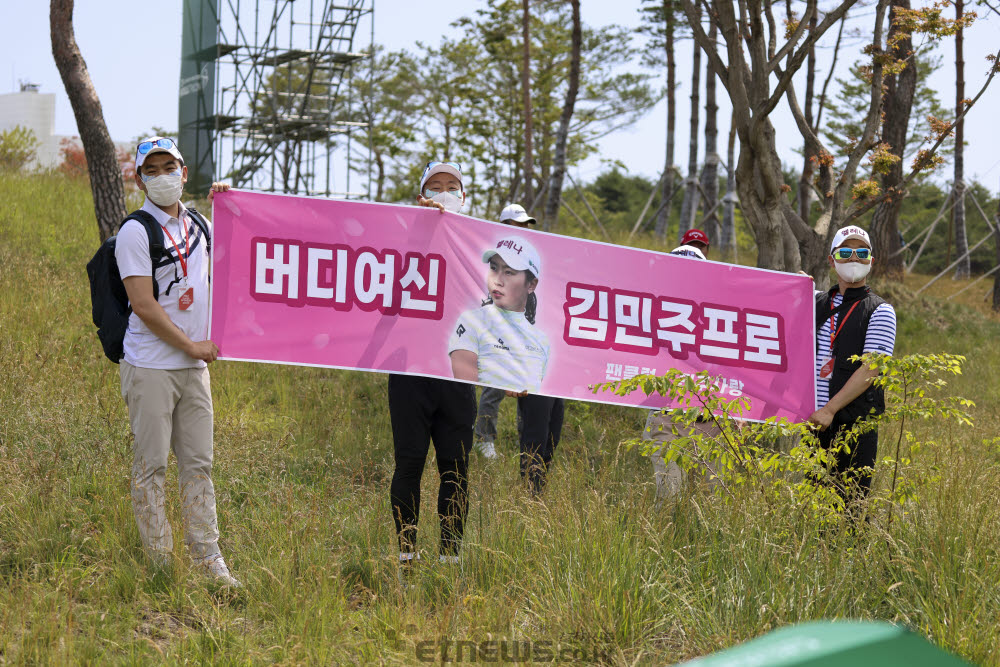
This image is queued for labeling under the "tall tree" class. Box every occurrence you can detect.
[870,0,918,281]
[350,47,419,202]
[678,4,702,239]
[445,0,656,216]
[797,13,820,224]
[521,0,536,208]
[699,19,721,244]
[720,115,737,251]
[543,0,581,229]
[952,0,970,279]
[795,14,844,224]
[680,0,994,276]
[50,0,125,242]
[640,0,680,239]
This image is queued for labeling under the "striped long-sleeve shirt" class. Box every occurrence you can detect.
[815,291,897,411]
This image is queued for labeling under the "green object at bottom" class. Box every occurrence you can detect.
[678,621,970,666]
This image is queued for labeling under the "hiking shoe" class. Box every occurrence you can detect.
[475,440,498,459]
[198,553,242,588]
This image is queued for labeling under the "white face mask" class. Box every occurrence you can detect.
[426,189,464,213]
[834,258,872,283]
[142,170,184,207]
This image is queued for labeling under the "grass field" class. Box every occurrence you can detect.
[2,172,1000,665]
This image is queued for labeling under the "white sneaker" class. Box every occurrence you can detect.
[438,554,460,565]
[198,553,242,588]
[476,440,498,459]
[398,552,420,589]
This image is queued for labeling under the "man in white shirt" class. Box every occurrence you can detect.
[116,136,238,586]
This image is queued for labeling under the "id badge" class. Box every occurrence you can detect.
[819,356,834,379]
[178,278,194,311]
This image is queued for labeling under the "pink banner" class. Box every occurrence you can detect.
[210,191,816,421]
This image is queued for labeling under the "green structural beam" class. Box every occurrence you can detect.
[178,0,219,196]
[678,621,970,667]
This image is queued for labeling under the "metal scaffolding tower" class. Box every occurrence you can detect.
[179,0,373,198]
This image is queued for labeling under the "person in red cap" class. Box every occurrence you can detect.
[677,228,710,259]
[642,228,720,504]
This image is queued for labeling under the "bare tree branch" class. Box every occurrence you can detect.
[769,0,817,69]
[678,0,731,92]
[815,15,847,129]
[762,0,857,116]
[831,0,890,211]
[764,0,779,60]
[845,47,1000,223]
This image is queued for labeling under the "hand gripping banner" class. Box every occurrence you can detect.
[210,191,817,421]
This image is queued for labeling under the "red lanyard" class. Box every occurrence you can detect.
[160,216,190,278]
[829,298,859,347]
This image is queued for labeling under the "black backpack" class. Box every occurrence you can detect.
[86,208,211,363]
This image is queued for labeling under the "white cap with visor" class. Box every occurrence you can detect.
[483,235,542,278]
[135,136,183,170]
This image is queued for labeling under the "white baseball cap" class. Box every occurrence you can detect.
[419,160,463,192]
[499,203,537,225]
[830,225,872,253]
[483,235,542,278]
[135,136,184,170]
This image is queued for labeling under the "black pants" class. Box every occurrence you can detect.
[817,417,879,507]
[517,395,565,494]
[388,374,476,556]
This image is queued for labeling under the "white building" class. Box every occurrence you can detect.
[0,82,72,169]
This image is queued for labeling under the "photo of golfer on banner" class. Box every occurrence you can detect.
[448,236,551,393]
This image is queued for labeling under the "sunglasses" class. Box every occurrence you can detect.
[136,138,175,155]
[832,247,872,260]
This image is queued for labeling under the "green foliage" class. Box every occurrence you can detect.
[366,0,659,218]
[595,352,975,528]
[0,125,41,172]
[897,179,999,275]
[350,46,420,202]
[825,54,951,169]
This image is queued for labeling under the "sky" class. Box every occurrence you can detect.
[4,0,1000,190]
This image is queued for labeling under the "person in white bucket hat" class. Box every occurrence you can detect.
[448,235,562,494]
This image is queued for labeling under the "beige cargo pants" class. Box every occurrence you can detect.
[120,361,219,561]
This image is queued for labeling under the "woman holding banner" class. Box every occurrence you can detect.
[388,161,477,584]
[448,235,564,495]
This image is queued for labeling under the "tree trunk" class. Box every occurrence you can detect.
[543,0,581,230]
[654,1,676,239]
[721,113,737,251]
[699,19,720,245]
[678,17,701,240]
[374,151,385,202]
[953,0,969,279]
[797,13,818,223]
[50,0,125,242]
[870,0,917,281]
[993,190,1000,311]
[737,117,807,272]
[521,0,535,209]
